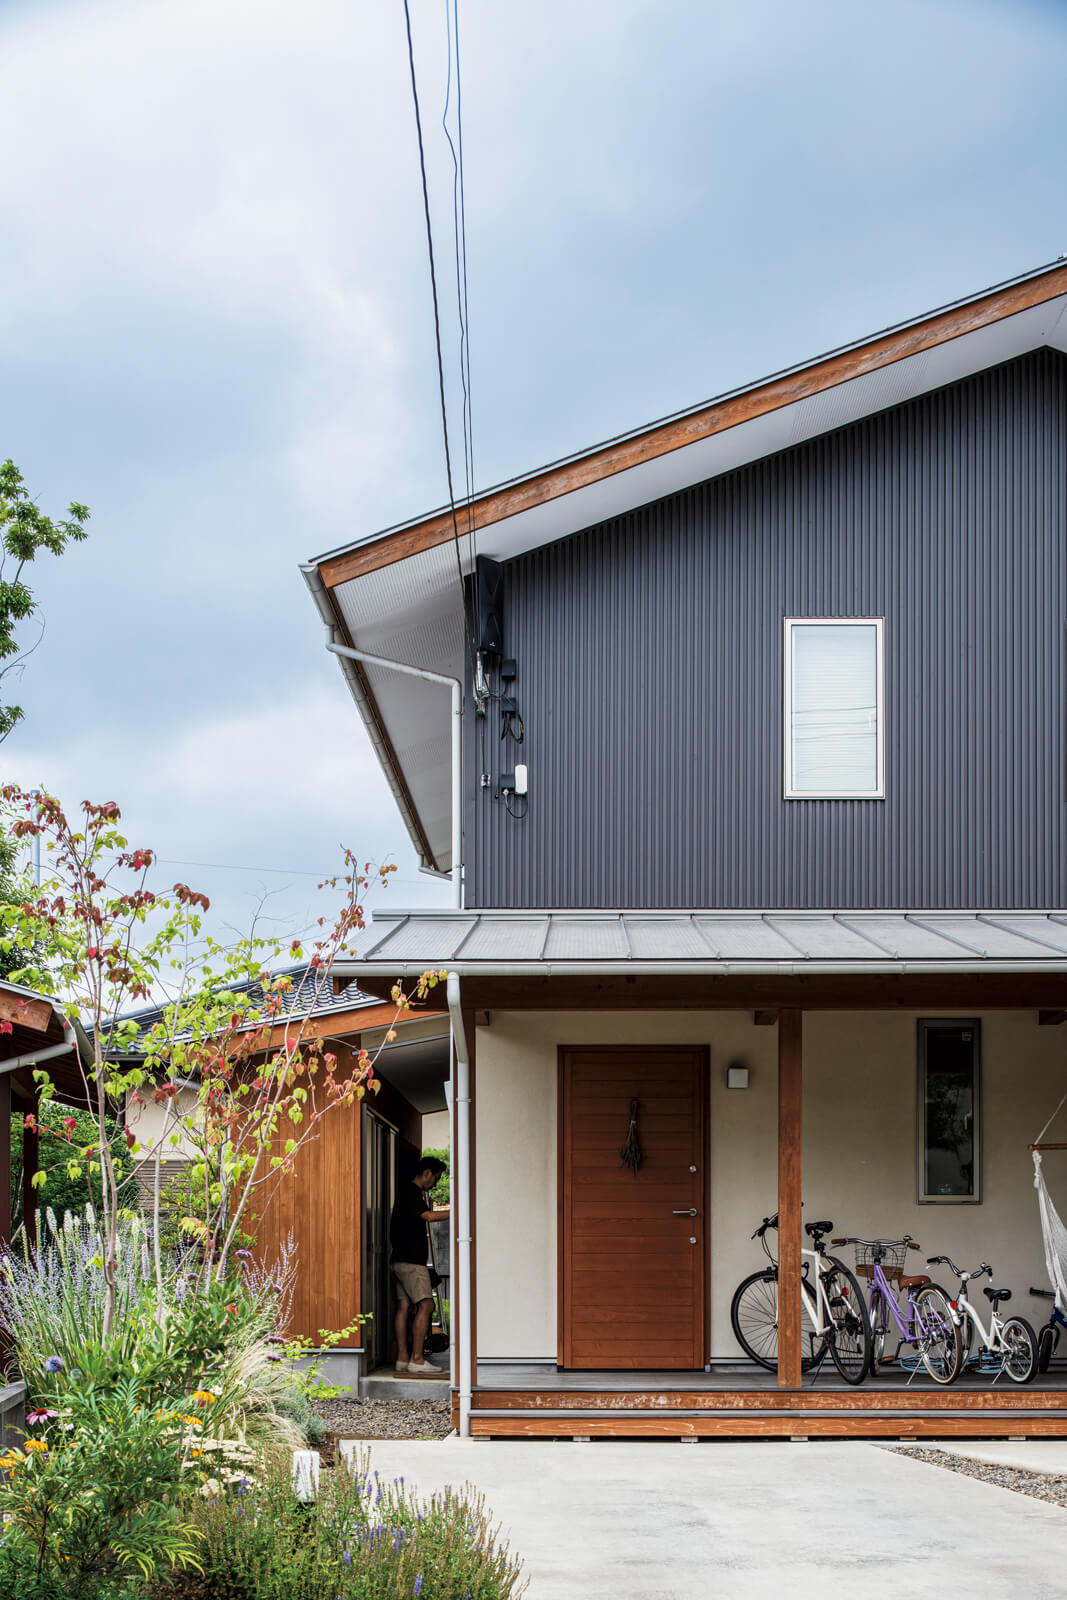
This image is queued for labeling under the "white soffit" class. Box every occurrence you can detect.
[325,294,1067,861]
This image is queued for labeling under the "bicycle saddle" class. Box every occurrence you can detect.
[805,1220,833,1237]
[983,1286,1012,1305]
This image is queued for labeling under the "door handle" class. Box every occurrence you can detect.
[673,1208,698,1217]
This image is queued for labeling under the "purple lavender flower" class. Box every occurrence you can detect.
[414,1577,423,1598]
[235,1249,253,1260]
[43,1356,63,1374]
[343,1551,351,1567]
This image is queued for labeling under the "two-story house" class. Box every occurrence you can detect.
[302,259,1067,1438]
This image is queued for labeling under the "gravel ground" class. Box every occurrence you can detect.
[894,1446,1067,1508]
[313,1396,452,1443]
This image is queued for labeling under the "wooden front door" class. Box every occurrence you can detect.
[559,1047,708,1369]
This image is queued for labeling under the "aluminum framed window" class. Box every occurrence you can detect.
[783,617,885,799]
[917,1019,981,1205]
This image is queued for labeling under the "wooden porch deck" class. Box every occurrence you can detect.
[465,1363,1067,1438]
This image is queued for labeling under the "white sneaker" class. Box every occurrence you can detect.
[395,1361,409,1373]
[406,1359,440,1375]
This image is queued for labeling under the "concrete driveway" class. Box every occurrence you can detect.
[362,1438,1066,1599]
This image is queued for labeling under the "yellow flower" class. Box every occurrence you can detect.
[183,1416,203,1428]
[23,1440,47,1454]
[190,1447,203,1459]
[191,1389,216,1405]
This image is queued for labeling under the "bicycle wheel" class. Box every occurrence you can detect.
[823,1262,872,1385]
[868,1288,887,1378]
[1000,1317,1038,1385]
[1037,1323,1056,1376]
[914,1286,962,1385]
[730,1268,824,1373]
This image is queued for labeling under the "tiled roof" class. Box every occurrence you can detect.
[108,965,383,1054]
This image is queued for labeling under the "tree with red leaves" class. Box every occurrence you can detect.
[0,785,439,1335]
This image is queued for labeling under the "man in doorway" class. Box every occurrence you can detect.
[391,1154,449,1375]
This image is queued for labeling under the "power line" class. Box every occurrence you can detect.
[442,0,477,568]
[400,0,478,683]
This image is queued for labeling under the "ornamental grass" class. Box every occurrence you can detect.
[153,1454,526,1600]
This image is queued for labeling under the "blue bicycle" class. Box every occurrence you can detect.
[1030,1286,1066,1373]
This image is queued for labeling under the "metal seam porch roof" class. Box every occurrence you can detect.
[329,910,1067,978]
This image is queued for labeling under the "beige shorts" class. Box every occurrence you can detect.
[393,1262,433,1305]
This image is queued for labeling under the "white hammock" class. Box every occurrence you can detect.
[1032,1088,1067,1313]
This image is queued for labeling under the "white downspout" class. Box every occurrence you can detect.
[324,631,463,910]
[446,971,472,1437]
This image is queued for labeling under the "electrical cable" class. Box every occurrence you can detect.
[400,0,478,683]
[442,0,477,569]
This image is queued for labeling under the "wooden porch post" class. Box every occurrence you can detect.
[777,1009,802,1389]
[22,1086,38,1251]
[0,1075,10,1250]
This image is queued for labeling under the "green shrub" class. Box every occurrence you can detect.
[0,1373,201,1593]
[154,1453,525,1600]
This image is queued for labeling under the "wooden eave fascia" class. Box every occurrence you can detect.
[251,1000,445,1052]
[317,261,1067,589]
[0,988,52,1036]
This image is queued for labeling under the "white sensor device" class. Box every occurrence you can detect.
[514,763,528,796]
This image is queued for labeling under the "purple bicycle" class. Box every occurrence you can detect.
[833,1236,962,1384]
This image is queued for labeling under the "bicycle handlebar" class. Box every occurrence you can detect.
[1030,1286,1055,1299]
[752,1214,779,1239]
[927,1255,992,1283]
[833,1235,921,1250]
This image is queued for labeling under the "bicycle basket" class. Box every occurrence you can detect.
[852,1239,910,1281]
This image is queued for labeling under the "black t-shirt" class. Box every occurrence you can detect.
[390,1182,430,1265]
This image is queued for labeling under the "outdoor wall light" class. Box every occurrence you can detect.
[726,1061,750,1090]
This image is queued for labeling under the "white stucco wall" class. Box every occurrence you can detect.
[474,1009,1067,1361]
[421,1110,450,1148]
[125,1087,200,1157]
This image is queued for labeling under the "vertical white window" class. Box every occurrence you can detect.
[784,618,884,799]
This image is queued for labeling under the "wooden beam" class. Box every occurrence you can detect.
[362,973,1067,1012]
[318,263,1067,589]
[0,990,51,1035]
[753,1010,778,1027]
[247,1001,446,1053]
[469,1414,1067,1439]
[777,1010,802,1391]
[473,1385,1067,1411]
[1038,1009,1067,1026]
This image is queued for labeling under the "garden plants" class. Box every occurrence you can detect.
[154,1453,526,1600]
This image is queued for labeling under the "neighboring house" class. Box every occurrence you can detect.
[303,259,1067,1438]
[116,967,448,1369]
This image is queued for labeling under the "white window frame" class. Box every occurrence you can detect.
[783,617,885,800]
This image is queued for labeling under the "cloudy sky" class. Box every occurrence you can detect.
[1,0,1065,949]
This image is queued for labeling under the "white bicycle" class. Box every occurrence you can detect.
[732,1215,873,1384]
[926,1255,1038,1384]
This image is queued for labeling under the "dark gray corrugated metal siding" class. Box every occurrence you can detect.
[466,350,1067,910]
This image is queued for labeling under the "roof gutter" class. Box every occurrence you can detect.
[301,562,442,874]
[322,630,463,910]
[0,1018,81,1077]
[330,957,1067,979]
